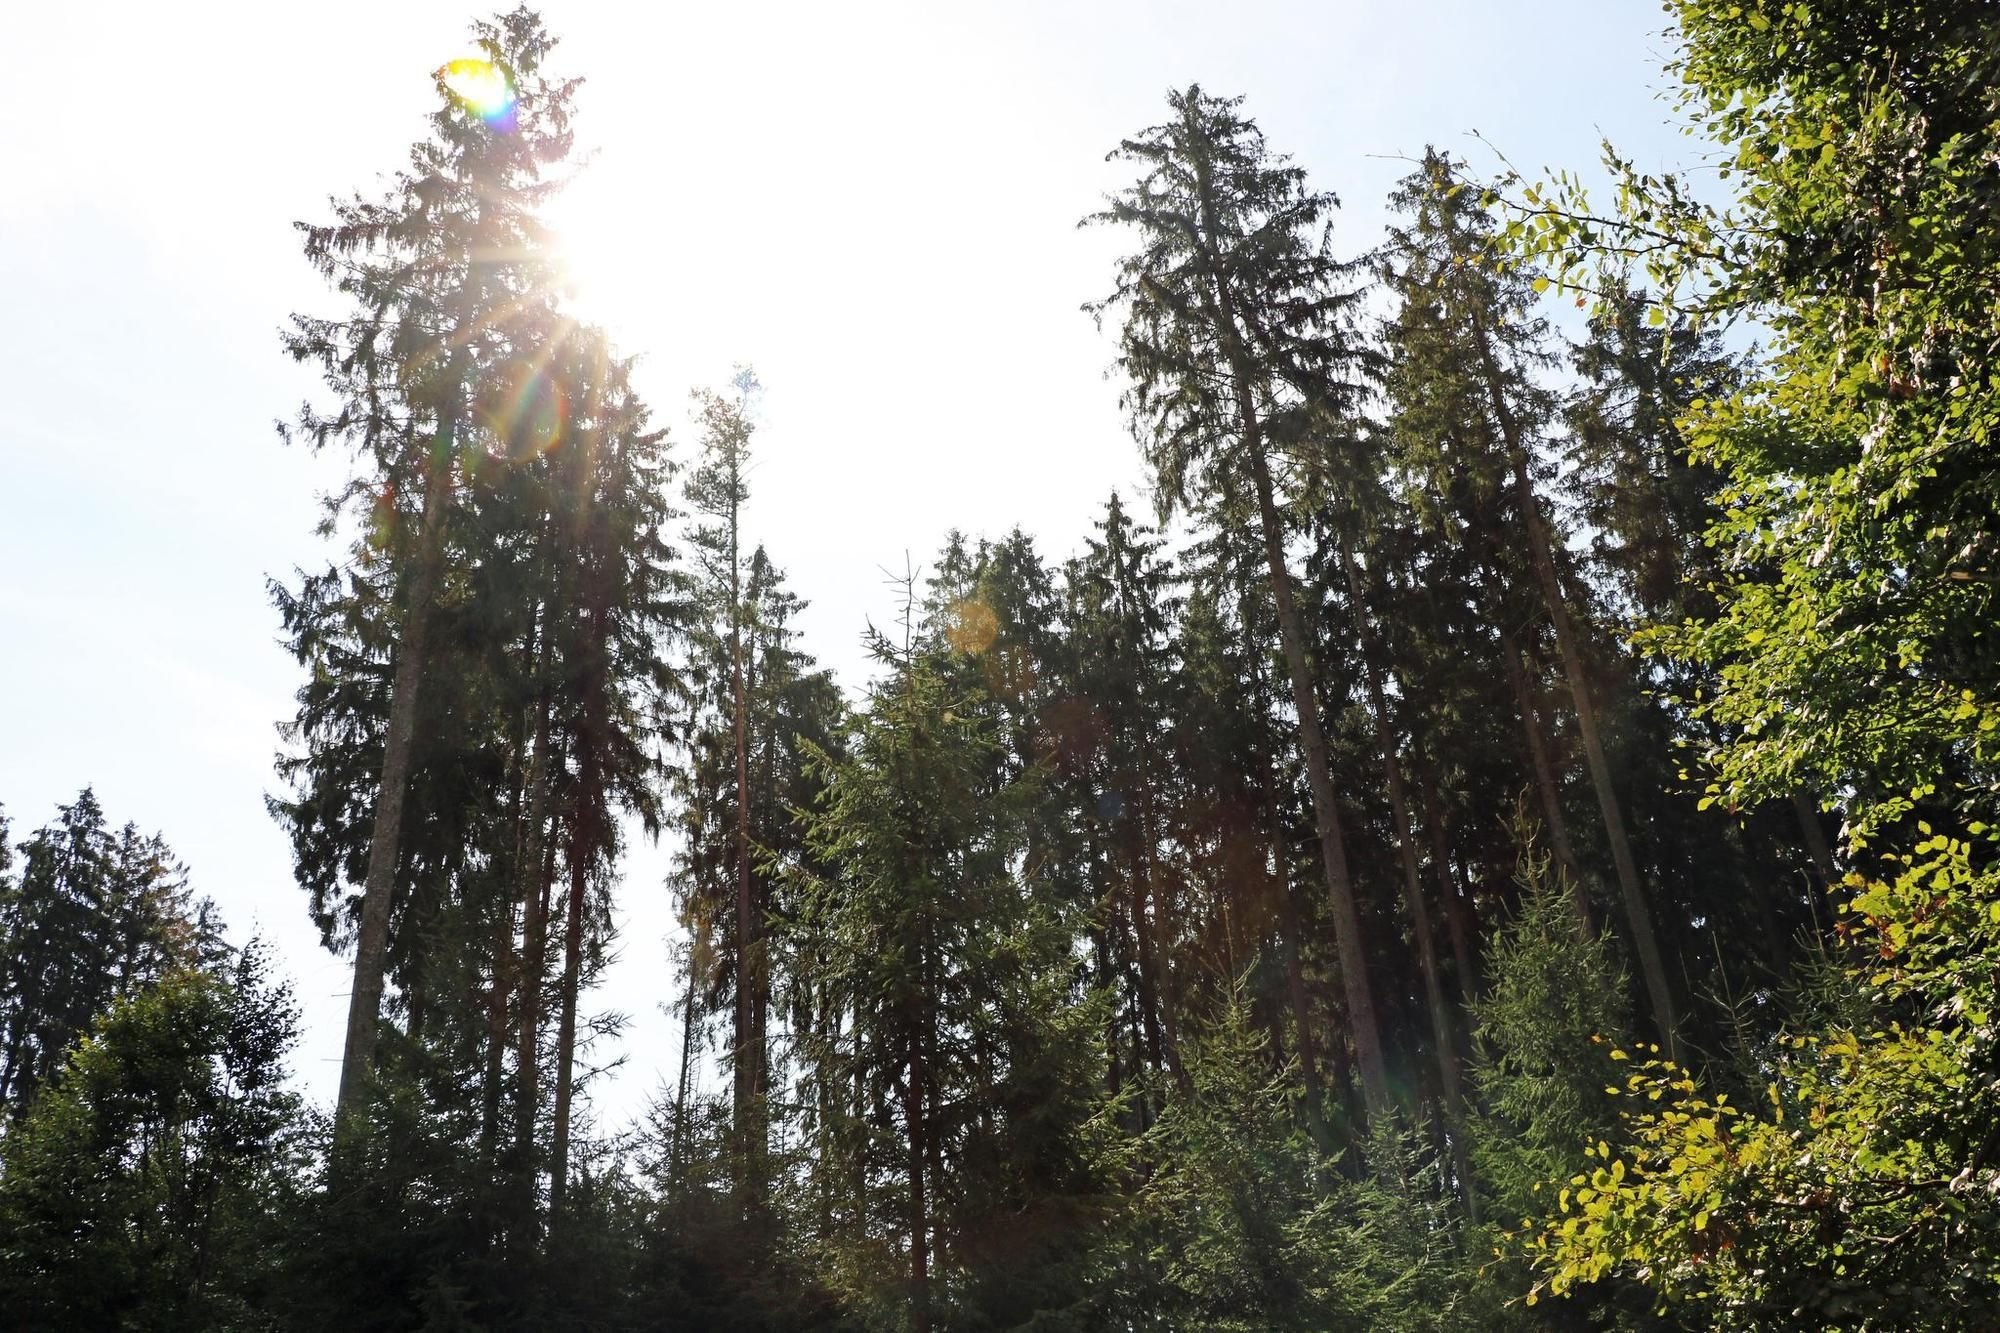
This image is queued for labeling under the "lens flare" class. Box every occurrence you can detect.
[945,599,1000,656]
[479,362,567,464]
[442,57,517,130]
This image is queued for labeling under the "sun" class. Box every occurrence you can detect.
[543,178,652,334]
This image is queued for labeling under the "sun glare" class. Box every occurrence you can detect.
[441,57,516,128]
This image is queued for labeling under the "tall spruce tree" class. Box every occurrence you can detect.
[1089,86,1392,1119]
[1381,151,1680,1053]
[280,9,582,1129]
[681,368,767,1216]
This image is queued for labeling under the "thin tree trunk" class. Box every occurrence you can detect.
[1188,150,1388,1118]
[1261,735,1331,1149]
[511,680,557,1234]
[1242,443,1391,1117]
[905,1017,931,1333]
[549,801,590,1219]
[670,947,698,1202]
[728,481,765,1214]
[1479,334,1679,1054]
[1497,621,1586,917]
[337,418,458,1133]
[1417,765,1481,1000]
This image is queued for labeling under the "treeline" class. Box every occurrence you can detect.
[5,1,1999,1328]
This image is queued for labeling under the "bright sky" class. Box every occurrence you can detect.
[1,1,1693,1130]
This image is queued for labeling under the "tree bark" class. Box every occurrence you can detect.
[1186,148,1389,1119]
[511,679,556,1235]
[1242,444,1392,1117]
[336,412,458,1134]
[1791,790,1839,886]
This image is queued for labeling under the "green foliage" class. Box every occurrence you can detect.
[0,948,304,1331]
[1470,840,1632,1223]
[1104,987,1484,1331]
[0,788,217,1113]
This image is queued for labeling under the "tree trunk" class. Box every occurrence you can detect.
[1416,765,1481,1000]
[1791,790,1839,886]
[670,947,698,1202]
[549,792,591,1220]
[511,681,556,1235]
[729,482,766,1215]
[905,1021,931,1333]
[1188,151,1388,1118]
[1478,333,1679,1055]
[336,416,458,1133]
[1497,620,1590,928]
[1242,443,1391,1118]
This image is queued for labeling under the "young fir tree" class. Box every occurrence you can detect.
[279,8,582,1131]
[1088,86,1391,1120]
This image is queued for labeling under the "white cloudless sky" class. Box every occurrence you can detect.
[1,1,1693,1129]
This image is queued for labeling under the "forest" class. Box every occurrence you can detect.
[2,1,1997,1328]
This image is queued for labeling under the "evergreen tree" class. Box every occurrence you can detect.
[1380,151,1679,1052]
[789,594,1105,1332]
[0,790,208,1113]
[280,7,582,1130]
[1089,86,1391,1119]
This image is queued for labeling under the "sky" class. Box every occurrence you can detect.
[1,0,1696,1130]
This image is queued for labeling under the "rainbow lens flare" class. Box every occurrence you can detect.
[442,58,517,130]
[478,362,568,465]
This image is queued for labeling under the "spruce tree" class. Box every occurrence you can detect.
[1089,86,1392,1119]
[280,8,581,1130]
[1381,151,1679,1053]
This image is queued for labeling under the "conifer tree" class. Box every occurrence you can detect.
[682,368,767,1214]
[281,9,582,1129]
[1381,151,1679,1053]
[789,586,1103,1332]
[0,790,207,1113]
[1089,86,1391,1119]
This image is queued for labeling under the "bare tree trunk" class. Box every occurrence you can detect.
[1243,442,1391,1118]
[1187,149,1388,1120]
[1260,724,1331,1149]
[511,683,556,1237]
[905,1018,931,1333]
[549,792,591,1220]
[727,474,767,1217]
[1497,621,1590,927]
[670,949,698,1201]
[1416,765,1481,1000]
[337,416,458,1134]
